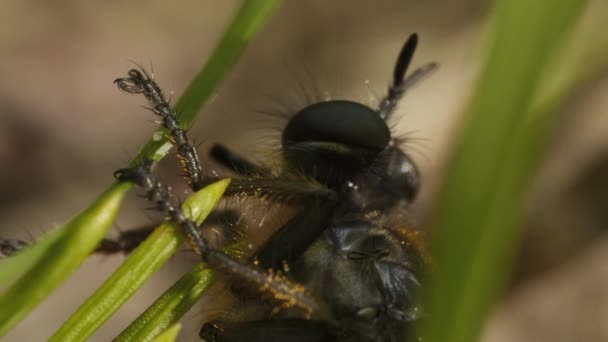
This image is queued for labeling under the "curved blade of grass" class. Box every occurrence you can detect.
[133,0,280,164]
[0,182,131,335]
[0,0,278,337]
[531,3,608,116]
[116,263,216,342]
[115,242,246,342]
[150,323,181,342]
[49,179,229,342]
[420,1,589,342]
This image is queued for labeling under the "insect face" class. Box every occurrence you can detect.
[282,96,420,207]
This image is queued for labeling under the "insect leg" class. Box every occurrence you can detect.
[0,225,158,258]
[114,160,322,317]
[377,33,438,120]
[253,204,335,270]
[198,175,338,206]
[0,231,152,258]
[210,143,270,177]
[114,67,205,190]
[0,209,245,260]
[199,319,335,342]
[0,239,28,258]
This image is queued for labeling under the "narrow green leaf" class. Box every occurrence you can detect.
[150,323,181,342]
[0,0,278,338]
[133,0,281,164]
[115,242,246,342]
[182,179,232,227]
[116,264,216,342]
[531,4,608,118]
[420,1,589,342]
[0,182,131,335]
[49,179,229,342]
[174,0,279,126]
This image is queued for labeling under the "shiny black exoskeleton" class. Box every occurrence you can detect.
[196,33,437,342]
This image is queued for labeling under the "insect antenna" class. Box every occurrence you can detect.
[378,33,439,120]
[114,67,205,190]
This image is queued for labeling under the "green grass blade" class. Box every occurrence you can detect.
[150,323,181,342]
[424,0,585,342]
[0,0,278,337]
[133,0,281,164]
[420,1,590,342]
[49,179,229,342]
[116,263,216,342]
[532,5,608,116]
[0,182,131,335]
[115,242,246,342]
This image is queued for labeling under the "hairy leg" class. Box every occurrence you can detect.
[115,160,322,317]
[210,144,270,177]
[115,68,205,190]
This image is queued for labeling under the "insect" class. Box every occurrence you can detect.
[114,31,437,341]
[3,32,437,341]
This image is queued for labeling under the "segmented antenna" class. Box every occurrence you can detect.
[114,68,205,190]
[114,160,320,317]
[377,33,439,120]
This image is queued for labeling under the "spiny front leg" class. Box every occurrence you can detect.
[114,159,322,317]
[210,143,270,177]
[114,67,205,190]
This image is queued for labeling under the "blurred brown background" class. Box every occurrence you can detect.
[1,0,607,341]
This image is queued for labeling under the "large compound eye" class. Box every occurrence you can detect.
[384,146,419,201]
[282,100,391,151]
[347,146,420,210]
